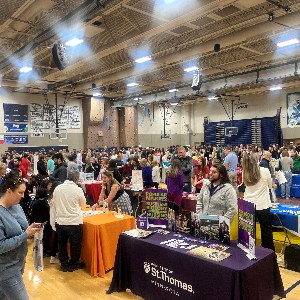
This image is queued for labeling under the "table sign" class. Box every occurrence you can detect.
[132,170,143,190]
[246,235,257,260]
[145,189,168,227]
[237,198,255,252]
[137,214,149,230]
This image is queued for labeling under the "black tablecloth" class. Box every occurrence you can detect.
[108,233,285,300]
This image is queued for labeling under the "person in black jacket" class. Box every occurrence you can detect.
[29,187,53,256]
[37,155,48,179]
[52,153,67,183]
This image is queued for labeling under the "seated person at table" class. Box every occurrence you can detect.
[196,163,237,223]
[92,171,132,215]
[85,157,100,180]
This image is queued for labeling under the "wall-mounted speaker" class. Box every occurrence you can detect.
[214,43,221,52]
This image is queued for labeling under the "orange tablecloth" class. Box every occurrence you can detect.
[81,213,136,277]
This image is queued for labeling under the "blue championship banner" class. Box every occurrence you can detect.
[4,135,28,144]
[4,123,28,133]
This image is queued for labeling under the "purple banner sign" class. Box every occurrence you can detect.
[238,198,255,248]
[145,189,168,227]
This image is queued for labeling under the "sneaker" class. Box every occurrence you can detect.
[50,256,60,264]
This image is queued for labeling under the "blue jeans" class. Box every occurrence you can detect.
[0,272,29,300]
[281,171,292,198]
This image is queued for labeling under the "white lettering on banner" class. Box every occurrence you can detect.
[143,262,194,296]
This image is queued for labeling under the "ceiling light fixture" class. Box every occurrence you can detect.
[93,92,102,97]
[208,96,218,100]
[19,66,32,73]
[269,86,282,91]
[170,102,179,106]
[277,38,300,48]
[135,56,152,63]
[184,66,199,72]
[127,82,139,87]
[65,38,84,47]
[169,89,178,93]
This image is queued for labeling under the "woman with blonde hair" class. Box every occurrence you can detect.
[0,163,7,184]
[165,159,184,211]
[242,155,275,251]
[151,160,160,188]
[92,171,132,215]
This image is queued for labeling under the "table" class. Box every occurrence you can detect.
[108,233,285,300]
[81,181,102,203]
[81,213,136,277]
[271,204,300,237]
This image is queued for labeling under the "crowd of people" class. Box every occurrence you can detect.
[1,142,300,298]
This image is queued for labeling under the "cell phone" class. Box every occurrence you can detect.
[36,221,48,227]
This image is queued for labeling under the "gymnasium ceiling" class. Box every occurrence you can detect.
[1,0,300,105]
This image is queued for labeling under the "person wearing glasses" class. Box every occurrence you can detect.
[0,172,42,300]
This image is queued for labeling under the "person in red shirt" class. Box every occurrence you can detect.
[13,157,27,179]
[192,157,210,193]
[21,153,31,174]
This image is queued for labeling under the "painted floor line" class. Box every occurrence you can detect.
[285,280,300,295]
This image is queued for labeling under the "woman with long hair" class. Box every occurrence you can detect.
[242,155,275,251]
[192,157,209,193]
[165,159,184,211]
[92,171,132,215]
[0,172,42,299]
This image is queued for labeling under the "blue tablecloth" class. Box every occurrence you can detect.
[271,204,300,237]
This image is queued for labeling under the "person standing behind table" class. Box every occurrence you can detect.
[140,158,154,188]
[51,170,86,272]
[152,160,161,189]
[165,159,184,211]
[223,147,238,196]
[192,157,210,193]
[242,155,275,251]
[172,147,193,193]
[92,171,132,215]
[0,172,42,300]
[46,153,55,176]
[52,153,67,183]
[279,150,293,199]
[85,157,100,180]
[123,157,133,184]
[196,163,237,223]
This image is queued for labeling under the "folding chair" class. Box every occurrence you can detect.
[271,212,291,257]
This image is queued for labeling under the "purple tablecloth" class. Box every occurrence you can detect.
[108,233,285,300]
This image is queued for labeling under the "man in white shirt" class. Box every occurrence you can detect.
[51,169,86,272]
